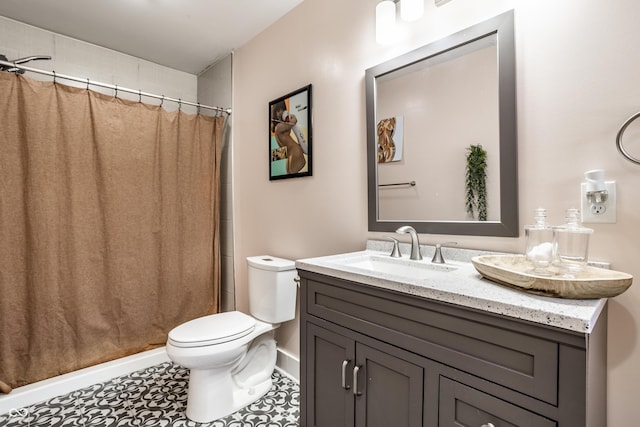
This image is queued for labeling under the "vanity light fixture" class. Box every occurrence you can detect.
[376,0,396,45]
[400,0,424,22]
[376,0,426,45]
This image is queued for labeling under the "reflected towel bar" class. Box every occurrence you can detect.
[378,181,416,188]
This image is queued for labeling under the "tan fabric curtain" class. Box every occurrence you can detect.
[0,72,222,388]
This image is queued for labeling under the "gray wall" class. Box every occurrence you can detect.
[197,54,235,312]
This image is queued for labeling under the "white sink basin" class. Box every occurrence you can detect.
[328,252,458,278]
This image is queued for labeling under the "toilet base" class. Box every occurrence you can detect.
[183,331,278,423]
[185,368,273,422]
[233,375,273,414]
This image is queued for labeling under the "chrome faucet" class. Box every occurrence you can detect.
[395,226,422,260]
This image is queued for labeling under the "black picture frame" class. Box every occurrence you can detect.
[269,84,312,180]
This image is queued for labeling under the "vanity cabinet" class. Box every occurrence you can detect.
[299,270,607,427]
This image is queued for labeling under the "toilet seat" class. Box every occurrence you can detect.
[168,311,256,348]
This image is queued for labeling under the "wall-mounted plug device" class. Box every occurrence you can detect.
[580,169,616,223]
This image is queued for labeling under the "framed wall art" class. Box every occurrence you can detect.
[269,84,312,180]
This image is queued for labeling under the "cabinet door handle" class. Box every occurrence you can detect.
[481,423,496,427]
[341,360,351,390]
[352,365,362,396]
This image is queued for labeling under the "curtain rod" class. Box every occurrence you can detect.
[0,59,232,115]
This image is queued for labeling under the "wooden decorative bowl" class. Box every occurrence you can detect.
[471,255,633,299]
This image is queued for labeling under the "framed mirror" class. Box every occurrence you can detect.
[366,11,518,236]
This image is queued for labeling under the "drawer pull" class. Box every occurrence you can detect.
[481,423,496,427]
[353,365,362,396]
[341,360,351,390]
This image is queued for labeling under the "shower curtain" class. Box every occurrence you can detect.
[0,72,223,388]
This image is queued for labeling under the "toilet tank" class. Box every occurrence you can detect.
[247,255,298,324]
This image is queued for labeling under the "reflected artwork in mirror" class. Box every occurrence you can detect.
[366,11,518,236]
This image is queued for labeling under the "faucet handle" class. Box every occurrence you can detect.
[432,242,457,264]
[385,237,402,258]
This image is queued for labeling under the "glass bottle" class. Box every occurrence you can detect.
[524,208,554,276]
[553,208,593,277]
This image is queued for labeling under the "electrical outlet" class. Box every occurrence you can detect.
[581,181,616,223]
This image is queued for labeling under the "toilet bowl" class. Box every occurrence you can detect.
[166,255,297,423]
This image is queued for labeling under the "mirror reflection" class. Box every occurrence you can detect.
[376,35,499,221]
[366,11,518,236]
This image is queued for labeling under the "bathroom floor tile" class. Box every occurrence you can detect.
[0,362,299,426]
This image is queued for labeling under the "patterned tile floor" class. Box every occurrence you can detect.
[0,362,299,426]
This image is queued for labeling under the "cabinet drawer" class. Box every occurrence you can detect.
[306,278,558,405]
[439,377,556,427]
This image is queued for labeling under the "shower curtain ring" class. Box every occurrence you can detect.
[52,70,56,84]
[114,84,118,98]
[197,103,201,115]
[138,90,142,103]
[178,99,182,111]
[86,78,90,90]
[160,95,164,107]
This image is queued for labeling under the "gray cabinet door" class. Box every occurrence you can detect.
[306,323,355,427]
[354,343,424,427]
[306,322,425,427]
[439,377,557,427]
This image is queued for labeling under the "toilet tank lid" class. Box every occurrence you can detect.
[168,311,256,347]
[247,255,295,271]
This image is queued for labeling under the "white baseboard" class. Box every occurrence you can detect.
[275,347,300,382]
[0,347,169,415]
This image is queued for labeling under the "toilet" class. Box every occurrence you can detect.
[166,255,298,423]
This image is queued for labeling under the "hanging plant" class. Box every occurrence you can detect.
[465,144,488,221]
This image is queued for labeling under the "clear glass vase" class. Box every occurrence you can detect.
[524,208,554,276]
[553,208,593,278]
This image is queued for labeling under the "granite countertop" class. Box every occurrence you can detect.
[295,240,607,334]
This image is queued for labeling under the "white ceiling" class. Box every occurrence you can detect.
[0,0,303,75]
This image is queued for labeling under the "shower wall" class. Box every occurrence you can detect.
[198,55,235,311]
[0,16,197,112]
